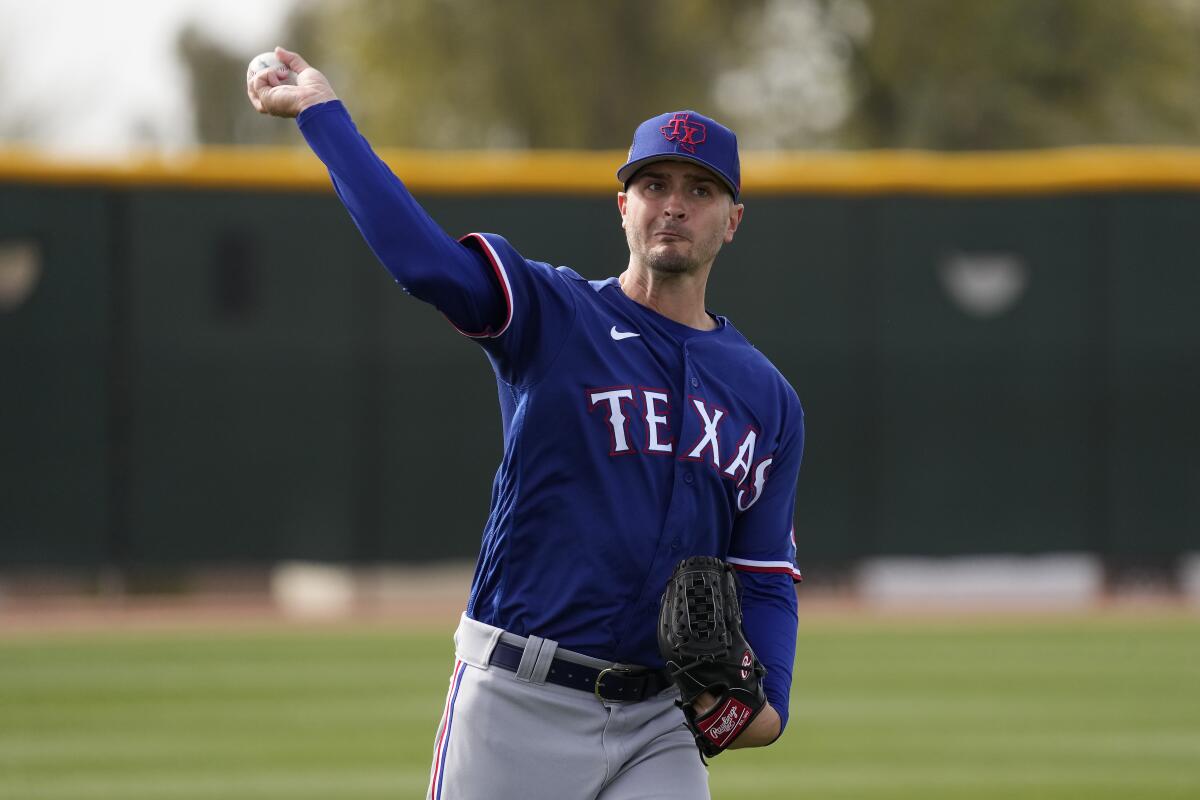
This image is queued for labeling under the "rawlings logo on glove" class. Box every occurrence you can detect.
[657,556,767,758]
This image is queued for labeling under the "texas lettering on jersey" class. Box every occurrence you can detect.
[587,387,773,512]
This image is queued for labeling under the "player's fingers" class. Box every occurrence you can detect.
[275,46,310,74]
[246,69,272,112]
[250,67,282,95]
[248,64,290,86]
[249,68,267,93]
[248,69,293,115]
[246,81,265,113]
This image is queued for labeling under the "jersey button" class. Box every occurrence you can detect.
[683,472,694,485]
[671,539,681,550]
[690,375,699,388]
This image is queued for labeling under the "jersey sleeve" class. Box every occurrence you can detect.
[728,400,805,582]
[729,398,805,733]
[455,234,578,386]
[297,100,506,336]
[740,570,798,734]
[298,101,575,385]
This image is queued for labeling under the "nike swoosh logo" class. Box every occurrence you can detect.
[610,326,641,341]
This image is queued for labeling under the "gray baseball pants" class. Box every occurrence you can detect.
[427,614,709,800]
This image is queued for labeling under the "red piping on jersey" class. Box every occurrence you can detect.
[730,562,804,582]
[449,233,514,338]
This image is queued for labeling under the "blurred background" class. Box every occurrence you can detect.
[2,0,1197,601]
[1,1,1198,798]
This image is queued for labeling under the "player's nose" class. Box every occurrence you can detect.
[662,198,687,219]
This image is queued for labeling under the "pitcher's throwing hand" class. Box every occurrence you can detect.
[245,46,337,119]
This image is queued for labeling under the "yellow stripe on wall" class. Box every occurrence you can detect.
[4,145,1200,195]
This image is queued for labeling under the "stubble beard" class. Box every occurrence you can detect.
[645,247,697,276]
[635,230,723,278]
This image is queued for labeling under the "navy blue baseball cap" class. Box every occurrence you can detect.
[617,110,741,201]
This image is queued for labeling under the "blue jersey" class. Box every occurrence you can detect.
[299,101,804,729]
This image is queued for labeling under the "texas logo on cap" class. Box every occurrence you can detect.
[617,109,741,200]
[659,113,706,154]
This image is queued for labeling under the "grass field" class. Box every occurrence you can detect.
[2,613,1198,799]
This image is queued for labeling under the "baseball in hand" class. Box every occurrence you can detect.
[247,52,297,85]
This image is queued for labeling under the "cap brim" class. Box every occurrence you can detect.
[617,154,739,200]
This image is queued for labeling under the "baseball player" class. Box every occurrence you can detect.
[248,47,804,800]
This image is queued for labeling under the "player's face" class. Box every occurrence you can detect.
[618,162,744,277]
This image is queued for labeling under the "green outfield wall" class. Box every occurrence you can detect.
[1,149,1197,569]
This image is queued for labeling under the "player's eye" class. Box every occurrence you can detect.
[692,186,711,197]
[646,181,665,191]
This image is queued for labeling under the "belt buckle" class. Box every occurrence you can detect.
[594,665,633,701]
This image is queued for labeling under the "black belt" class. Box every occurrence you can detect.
[490,640,671,702]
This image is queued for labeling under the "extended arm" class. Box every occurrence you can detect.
[247,48,505,335]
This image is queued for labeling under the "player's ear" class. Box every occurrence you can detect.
[617,192,629,228]
[724,202,744,243]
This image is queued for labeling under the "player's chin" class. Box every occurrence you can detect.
[646,249,697,275]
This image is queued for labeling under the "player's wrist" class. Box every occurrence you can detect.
[726,702,781,749]
[297,89,339,115]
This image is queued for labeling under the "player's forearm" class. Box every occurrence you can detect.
[739,571,799,733]
[296,101,504,329]
[297,100,467,272]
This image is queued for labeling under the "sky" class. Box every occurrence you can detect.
[0,0,298,156]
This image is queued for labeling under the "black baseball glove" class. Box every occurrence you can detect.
[657,556,767,758]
